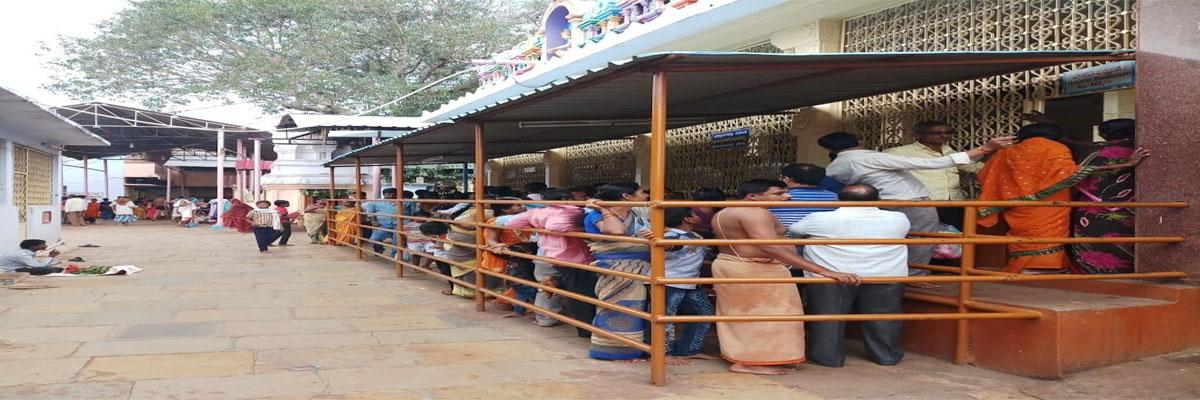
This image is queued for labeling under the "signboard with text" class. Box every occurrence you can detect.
[710,128,750,149]
[1060,60,1135,96]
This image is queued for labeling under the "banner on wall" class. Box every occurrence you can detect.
[710,128,750,149]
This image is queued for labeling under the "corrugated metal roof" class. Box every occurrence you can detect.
[327,50,1133,167]
[52,102,272,160]
[277,114,428,131]
[1,87,109,147]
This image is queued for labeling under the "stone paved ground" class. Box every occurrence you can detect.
[1,222,1198,400]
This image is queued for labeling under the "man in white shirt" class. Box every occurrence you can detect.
[817,132,1011,277]
[63,195,88,226]
[788,184,909,367]
[883,121,984,229]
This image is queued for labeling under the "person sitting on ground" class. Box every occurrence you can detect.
[176,199,198,227]
[659,207,717,361]
[248,200,282,252]
[711,179,862,376]
[789,184,910,367]
[0,239,65,275]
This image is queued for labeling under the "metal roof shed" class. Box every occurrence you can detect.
[326,50,1133,167]
[52,102,275,160]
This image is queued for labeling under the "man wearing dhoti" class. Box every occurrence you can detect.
[711,179,862,375]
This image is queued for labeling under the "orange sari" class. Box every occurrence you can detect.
[977,138,1094,272]
[479,217,529,273]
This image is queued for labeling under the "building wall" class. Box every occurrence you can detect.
[841,0,1137,151]
[0,130,64,252]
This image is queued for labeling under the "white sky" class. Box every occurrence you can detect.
[0,0,276,129]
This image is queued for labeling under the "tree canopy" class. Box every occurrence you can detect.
[46,0,546,115]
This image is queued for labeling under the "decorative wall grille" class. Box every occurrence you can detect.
[665,114,795,194]
[12,145,55,225]
[564,139,636,186]
[842,0,1136,151]
[500,153,545,188]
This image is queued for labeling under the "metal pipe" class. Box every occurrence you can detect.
[354,157,363,260]
[395,144,405,278]
[327,167,336,240]
[956,206,978,365]
[657,312,1040,323]
[102,159,110,199]
[648,70,668,386]
[659,200,1187,208]
[215,130,225,225]
[655,271,1187,284]
[82,155,89,197]
[474,123,486,312]
[904,292,1040,316]
[656,236,1184,245]
[252,139,262,202]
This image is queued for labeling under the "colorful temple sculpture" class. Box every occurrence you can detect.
[474,0,700,87]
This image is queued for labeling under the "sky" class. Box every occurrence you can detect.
[0,0,275,129]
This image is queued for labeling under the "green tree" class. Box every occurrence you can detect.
[46,0,544,115]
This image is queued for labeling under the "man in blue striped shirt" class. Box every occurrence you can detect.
[770,163,838,229]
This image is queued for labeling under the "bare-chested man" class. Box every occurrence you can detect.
[711,179,862,376]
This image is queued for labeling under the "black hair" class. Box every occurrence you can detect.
[444,192,468,200]
[418,220,450,236]
[665,207,694,228]
[357,191,367,198]
[691,187,725,201]
[19,239,46,250]
[1098,118,1135,141]
[666,191,686,200]
[273,200,289,207]
[542,188,572,201]
[736,179,787,198]
[402,190,414,199]
[568,185,595,197]
[255,200,272,206]
[913,120,951,133]
[594,181,640,201]
[382,188,398,195]
[524,181,548,194]
[412,210,431,218]
[490,197,524,215]
[817,132,860,151]
[780,163,825,186]
[838,184,880,201]
[1015,123,1064,143]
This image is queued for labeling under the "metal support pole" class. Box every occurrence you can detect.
[236,140,245,200]
[955,206,979,365]
[165,165,172,203]
[473,123,486,312]
[252,139,262,202]
[102,159,110,199]
[462,162,470,193]
[648,71,669,386]
[395,144,406,278]
[371,136,382,198]
[215,130,226,226]
[354,157,364,259]
[82,155,90,197]
[327,167,336,242]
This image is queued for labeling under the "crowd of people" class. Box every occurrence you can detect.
[304,118,1147,375]
[27,117,1145,375]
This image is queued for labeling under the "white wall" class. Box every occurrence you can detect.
[0,130,65,252]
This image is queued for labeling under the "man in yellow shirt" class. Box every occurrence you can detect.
[883,120,983,229]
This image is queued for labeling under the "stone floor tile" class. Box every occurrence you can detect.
[3,303,101,315]
[371,327,518,345]
[0,326,113,344]
[0,358,89,386]
[174,308,291,322]
[233,332,378,350]
[322,364,509,392]
[129,371,325,400]
[432,382,592,400]
[223,319,356,337]
[0,381,133,400]
[300,296,400,307]
[346,315,449,332]
[0,341,81,360]
[293,306,385,319]
[254,344,418,372]
[74,337,234,357]
[0,312,82,328]
[405,340,551,365]
[98,290,178,302]
[111,321,222,340]
[78,351,253,381]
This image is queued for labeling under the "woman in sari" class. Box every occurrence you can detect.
[132,202,147,220]
[222,199,254,233]
[582,182,677,362]
[1071,119,1142,274]
[84,199,101,224]
[482,198,530,293]
[444,200,495,298]
[324,200,360,246]
[302,200,329,244]
[977,123,1148,273]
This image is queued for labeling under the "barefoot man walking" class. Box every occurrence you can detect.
[711,179,862,375]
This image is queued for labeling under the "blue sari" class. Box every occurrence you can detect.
[584,208,651,360]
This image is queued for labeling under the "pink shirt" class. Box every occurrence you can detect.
[503,205,593,264]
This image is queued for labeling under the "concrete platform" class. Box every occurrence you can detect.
[905,280,1200,379]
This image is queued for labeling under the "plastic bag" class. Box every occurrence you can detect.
[933,224,963,259]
